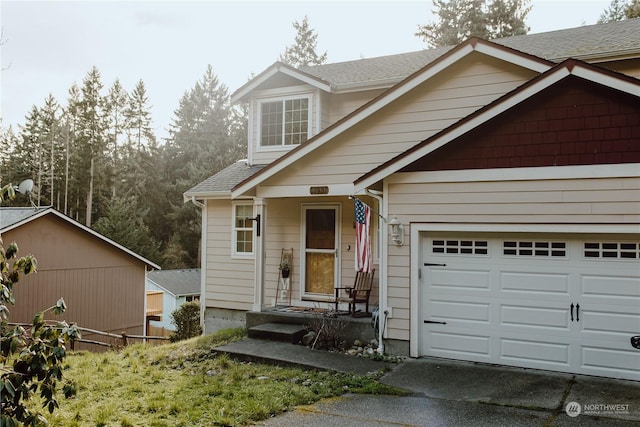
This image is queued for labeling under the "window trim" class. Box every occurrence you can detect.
[232,202,255,258]
[257,94,312,151]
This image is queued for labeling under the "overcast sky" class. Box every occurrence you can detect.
[1,0,610,141]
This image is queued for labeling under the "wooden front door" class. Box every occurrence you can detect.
[303,205,339,297]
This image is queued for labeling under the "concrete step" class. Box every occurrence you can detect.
[247,322,307,344]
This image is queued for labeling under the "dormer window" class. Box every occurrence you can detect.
[260,96,310,147]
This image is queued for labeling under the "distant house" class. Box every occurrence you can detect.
[1,207,160,348]
[146,268,200,333]
[186,19,640,381]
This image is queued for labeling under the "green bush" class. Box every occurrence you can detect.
[169,301,202,342]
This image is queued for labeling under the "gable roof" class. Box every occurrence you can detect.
[234,19,640,102]
[231,38,553,198]
[146,269,200,297]
[0,207,161,270]
[354,59,640,191]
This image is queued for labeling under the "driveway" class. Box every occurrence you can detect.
[255,357,640,426]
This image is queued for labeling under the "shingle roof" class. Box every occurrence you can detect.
[0,207,48,230]
[298,19,640,90]
[146,269,200,296]
[184,161,266,196]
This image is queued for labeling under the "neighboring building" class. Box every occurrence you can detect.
[146,268,201,332]
[1,207,160,348]
[185,19,640,381]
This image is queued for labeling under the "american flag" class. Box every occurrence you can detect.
[354,198,371,273]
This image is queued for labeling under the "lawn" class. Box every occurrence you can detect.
[40,329,404,426]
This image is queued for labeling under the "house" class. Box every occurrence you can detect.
[1,207,160,348]
[185,19,640,381]
[146,268,200,334]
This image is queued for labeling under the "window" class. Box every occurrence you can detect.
[260,97,309,147]
[233,204,254,255]
[503,241,566,257]
[584,242,639,259]
[185,295,199,302]
[433,240,488,255]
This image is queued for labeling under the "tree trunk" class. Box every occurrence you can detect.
[86,157,94,227]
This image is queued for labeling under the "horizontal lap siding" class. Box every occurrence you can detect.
[270,55,537,187]
[205,200,254,310]
[383,175,640,341]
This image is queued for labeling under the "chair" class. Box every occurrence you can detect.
[334,269,375,317]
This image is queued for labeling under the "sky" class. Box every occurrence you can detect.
[0,0,611,141]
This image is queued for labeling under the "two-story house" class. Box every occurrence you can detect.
[185,19,640,381]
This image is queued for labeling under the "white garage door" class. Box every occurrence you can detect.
[421,233,640,381]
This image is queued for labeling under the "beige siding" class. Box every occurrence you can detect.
[6,214,146,338]
[382,174,640,341]
[205,200,255,310]
[327,89,387,124]
[600,57,640,79]
[264,53,538,188]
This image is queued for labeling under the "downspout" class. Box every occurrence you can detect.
[366,189,386,355]
[188,195,206,332]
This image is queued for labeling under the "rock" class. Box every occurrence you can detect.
[301,331,316,346]
[366,348,375,355]
[347,349,359,356]
[354,339,365,347]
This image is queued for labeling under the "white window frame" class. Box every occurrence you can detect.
[257,94,312,151]
[232,202,254,257]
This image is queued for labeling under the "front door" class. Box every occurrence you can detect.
[303,205,339,298]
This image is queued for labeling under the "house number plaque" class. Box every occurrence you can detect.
[310,186,329,195]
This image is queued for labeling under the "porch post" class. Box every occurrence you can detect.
[252,197,266,311]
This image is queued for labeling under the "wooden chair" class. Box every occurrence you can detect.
[334,269,375,317]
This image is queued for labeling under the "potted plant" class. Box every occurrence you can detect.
[279,259,291,278]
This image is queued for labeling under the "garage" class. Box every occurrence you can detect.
[420,233,640,381]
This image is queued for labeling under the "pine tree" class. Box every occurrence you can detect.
[279,15,328,67]
[125,79,156,151]
[74,66,107,226]
[416,0,531,48]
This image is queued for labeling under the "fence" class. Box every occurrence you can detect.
[6,322,171,351]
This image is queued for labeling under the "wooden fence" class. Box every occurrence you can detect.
[7,322,171,351]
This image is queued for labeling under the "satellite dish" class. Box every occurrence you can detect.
[17,179,34,195]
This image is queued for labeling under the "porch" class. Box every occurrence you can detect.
[246,307,377,346]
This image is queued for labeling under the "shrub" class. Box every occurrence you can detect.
[169,301,202,342]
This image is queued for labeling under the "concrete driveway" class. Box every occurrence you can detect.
[256,357,640,426]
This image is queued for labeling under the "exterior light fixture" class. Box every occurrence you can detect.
[389,217,404,246]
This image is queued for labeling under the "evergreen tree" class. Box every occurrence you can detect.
[92,195,161,264]
[599,0,640,21]
[103,79,128,199]
[125,79,156,151]
[279,15,328,67]
[74,66,107,226]
[416,0,531,47]
[163,65,241,267]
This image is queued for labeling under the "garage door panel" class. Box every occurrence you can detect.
[500,271,570,295]
[580,347,640,381]
[427,330,491,358]
[430,268,490,291]
[500,338,570,366]
[429,299,490,324]
[580,308,640,337]
[580,274,640,301]
[500,304,569,331]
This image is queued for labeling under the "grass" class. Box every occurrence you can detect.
[38,328,405,426]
